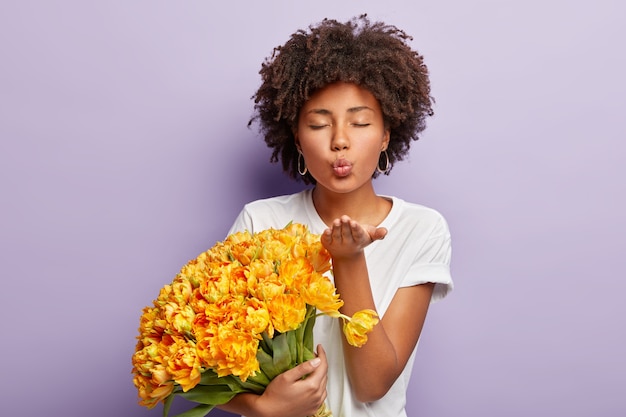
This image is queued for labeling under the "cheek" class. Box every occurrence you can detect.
[366,137,386,157]
[297,132,327,154]
[366,149,383,170]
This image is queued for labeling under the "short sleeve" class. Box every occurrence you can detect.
[227,207,254,235]
[404,217,453,302]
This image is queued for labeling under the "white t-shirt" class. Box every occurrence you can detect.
[228,189,453,417]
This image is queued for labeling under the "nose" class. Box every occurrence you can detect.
[331,126,349,151]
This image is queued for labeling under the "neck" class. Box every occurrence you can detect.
[311,184,391,227]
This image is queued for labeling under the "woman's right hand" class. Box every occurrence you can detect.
[253,344,328,417]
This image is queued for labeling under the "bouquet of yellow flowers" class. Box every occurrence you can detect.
[132,223,379,417]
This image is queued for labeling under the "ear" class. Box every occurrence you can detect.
[381,128,390,151]
[293,130,301,152]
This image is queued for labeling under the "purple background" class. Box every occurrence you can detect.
[1,1,624,416]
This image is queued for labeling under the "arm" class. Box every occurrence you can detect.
[217,346,328,417]
[321,216,434,403]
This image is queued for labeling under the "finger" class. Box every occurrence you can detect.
[373,227,388,241]
[349,220,367,242]
[310,345,328,387]
[284,356,323,381]
[331,218,343,242]
[313,345,328,385]
[315,344,327,365]
[340,216,355,241]
[321,228,332,243]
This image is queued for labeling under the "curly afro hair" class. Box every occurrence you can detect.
[249,14,434,184]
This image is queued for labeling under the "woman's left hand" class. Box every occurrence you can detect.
[320,215,387,259]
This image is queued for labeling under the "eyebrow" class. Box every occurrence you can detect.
[305,106,374,115]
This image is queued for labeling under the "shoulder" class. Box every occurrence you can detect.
[238,190,312,224]
[386,196,450,238]
[241,190,309,213]
[229,190,313,234]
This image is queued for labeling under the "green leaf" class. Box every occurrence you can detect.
[163,393,175,417]
[272,332,293,374]
[177,385,237,405]
[303,307,317,353]
[260,331,273,354]
[197,368,266,395]
[231,376,267,394]
[220,374,266,395]
[287,330,297,364]
[170,404,214,417]
[302,346,316,362]
[257,347,280,379]
[198,369,222,385]
[246,369,271,388]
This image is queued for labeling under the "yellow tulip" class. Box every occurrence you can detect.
[167,337,202,391]
[301,272,343,316]
[268,293,306,333]
[133,374,174,408]
[243,298,271,335]
[210,326,260,381]
[228,240,259,265]
[144,381,175,408]
[277,257,313,290]
[253,273,286,301]
[342,309,380,347]
[133,222,380,412]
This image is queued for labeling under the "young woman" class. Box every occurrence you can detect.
[220,15,453,417]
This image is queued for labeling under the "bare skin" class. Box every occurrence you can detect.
[321,215,434,402]
[301,82,435,402]
[219,345,328,417]
[220,82,434,414]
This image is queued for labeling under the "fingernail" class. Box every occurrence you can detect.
[310,358,321,367]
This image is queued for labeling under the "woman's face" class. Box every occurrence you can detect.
[295,82,389,195]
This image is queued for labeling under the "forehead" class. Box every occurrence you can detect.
[302,82,381,112]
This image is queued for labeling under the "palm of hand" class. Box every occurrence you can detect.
[321,215,387,259]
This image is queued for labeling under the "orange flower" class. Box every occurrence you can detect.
[168,276,194,304]
[202,296,245,325]
[196,322,260,381]
[260,236,293,260]
[293,235,331,273]
[277,257,313,290]
[179,259,208,288]
[300,272,343,316]
[227,239,258,265]
[132,222,379,413]
[166,337,202,392]
[252,272,286,301]
[268,293,306,333]
[246,258,276,281]
[282,222,307,237]
[225,264,249,296]
[224,230,253,246]
[162,303,195,336]
[132,336,176,408]
[343,309,380,347]
[243,297,272,336]
[133,374,174,408]
[193,262,232,304]
[137,306,166,338]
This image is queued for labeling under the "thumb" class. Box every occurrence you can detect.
[285,356,322,381]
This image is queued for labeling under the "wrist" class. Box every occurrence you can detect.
[251,393,271,417]
[331,249,365,264]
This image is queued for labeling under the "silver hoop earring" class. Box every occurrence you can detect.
[297,152,308,176]
[377,150,390,174]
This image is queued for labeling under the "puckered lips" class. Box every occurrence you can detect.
[332,158,352,177]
